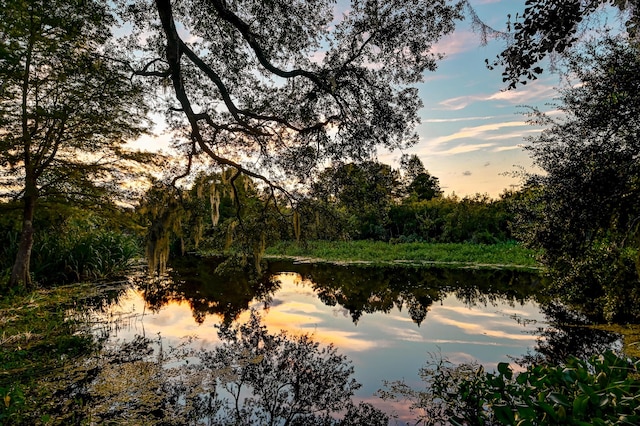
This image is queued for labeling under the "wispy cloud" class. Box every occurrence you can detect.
[423,115,509,123]
[434,142,496,155]
[433,31,480,57]
[484,128,541,140]
[437,83,557,111]
[427,120,528,147]
[492,145,523,152]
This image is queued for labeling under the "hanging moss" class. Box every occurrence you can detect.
[140,186,185,275]
[253,231,267,274]
[293,210,301,242]
[225,220,238,250]
[210,184,221,227]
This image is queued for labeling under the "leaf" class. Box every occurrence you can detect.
[549,392,570,407]
[498,362,513,380]
[572,394,589,417]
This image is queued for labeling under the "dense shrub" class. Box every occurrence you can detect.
[381,351,640,425]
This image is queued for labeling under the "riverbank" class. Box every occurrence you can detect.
[264,240,542,271]
[0,283,98,422]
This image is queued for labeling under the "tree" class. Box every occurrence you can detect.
[0,0,151,288]
[400,154,427,184]
[399,154,442,201]
[311,161,400,239]
[513,36,640,321]
[121,0,463,209]
[480,0,639,88]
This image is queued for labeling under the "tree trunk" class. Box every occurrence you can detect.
[9,191,36,289]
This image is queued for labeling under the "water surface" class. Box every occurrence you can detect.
[98,258,553,422]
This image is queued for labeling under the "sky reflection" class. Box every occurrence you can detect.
[98,266,545,422]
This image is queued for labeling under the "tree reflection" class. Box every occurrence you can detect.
[282,262,542,326]
[516,301,621,366]
[135,256,281,324]
[134,257,543,327]
[54,311,388,425]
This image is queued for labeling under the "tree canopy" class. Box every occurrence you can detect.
[121,0,463,187]
[483,0,639,88]
[0,0,152,288]
[513,36,640,321]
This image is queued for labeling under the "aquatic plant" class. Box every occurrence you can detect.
[380,351,640,425]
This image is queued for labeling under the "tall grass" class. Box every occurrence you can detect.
[1,225,140,287]
[265,240,541,270]
[32,230,140,284]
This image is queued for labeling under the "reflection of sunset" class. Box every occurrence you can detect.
[99,262,548,423]
[435,305,502,318]
[429,312,535,341]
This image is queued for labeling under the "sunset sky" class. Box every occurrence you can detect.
[378,0,557,198]
[133,0,624,198]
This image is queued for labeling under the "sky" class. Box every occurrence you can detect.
[377,0,558,198]
[131,0,617,199]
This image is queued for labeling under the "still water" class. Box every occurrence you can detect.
[93,257,579,422]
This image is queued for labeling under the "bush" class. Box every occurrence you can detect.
[380,351,640,425]
[0,213,141,286]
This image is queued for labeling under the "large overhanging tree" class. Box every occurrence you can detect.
[121,0,463,201]
[0,0,152,289]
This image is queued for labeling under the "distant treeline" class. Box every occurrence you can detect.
[135,156,519,270]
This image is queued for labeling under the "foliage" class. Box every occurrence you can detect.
[123,0,463,181]
[118,0,464,258]
[380,350,640,425]
[0,283,105,424]
[480,0,639,88]
[0,0,153,288]
[266,240,541,270]
[400,154,443,201]
[388,193,513,244]
[512,36,640,322]
[137,170,288,275]
[309,161,401,240]
[0,205,141,287]
[138,158,518,261]
[298,160,511,243]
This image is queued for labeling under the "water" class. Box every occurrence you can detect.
[93,257,560,423]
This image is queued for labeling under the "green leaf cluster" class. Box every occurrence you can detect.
[381,351,640,425]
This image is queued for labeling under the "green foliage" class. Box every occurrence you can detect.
[138,170,288,274]
[0,207,141,287]
[310,161,401,240]
[266,240,540,270]
[0,284,100,424]
[389,193,513,243]
[300,160,512,244]
[380,351,640,425]
[0,0,153,288]
[31,225,140,285]
[513,36,640,322]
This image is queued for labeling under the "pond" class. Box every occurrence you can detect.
[91,257,621,424]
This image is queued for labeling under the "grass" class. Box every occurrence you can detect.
[264,240,542,270]
[0,283,99,424]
